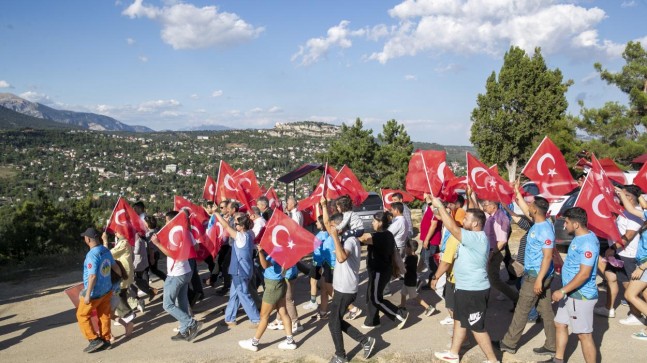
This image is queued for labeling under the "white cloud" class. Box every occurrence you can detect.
[292,20,367,66]
[138,55,149,62]
[190,93,199,99]
[136,99,181,112]
[211,90,223,98]
[122,0,264,49]
[268,106,283,113]
[0,80,12,88]
[19,91,54,105]
[434,63,464,74]
[126,37,136,45]
[621,1,636,8]
[248,107,264,114]
[404,74,417,81]
[368,0,633,63]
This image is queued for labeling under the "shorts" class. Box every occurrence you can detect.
[262,278,286,305]
[310,263,334,284]
[444,281,456,310]
[454,288,489,332]
[617,256,637,283]
[400,285,418,299]
[554,296,596,334]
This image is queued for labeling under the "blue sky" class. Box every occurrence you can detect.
[1,0,646,145]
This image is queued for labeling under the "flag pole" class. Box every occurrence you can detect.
[420,152,434,197]
[380,188,385,210]
[104,196,120,232]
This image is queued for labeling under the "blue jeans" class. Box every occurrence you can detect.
[225,275,260,323]
[163,272,194,334]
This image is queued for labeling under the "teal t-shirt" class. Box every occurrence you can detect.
[454,229,490,291]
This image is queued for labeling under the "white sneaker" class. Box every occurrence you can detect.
[137,290,147,298]
[137,299,145,314]
[620,314,646,326]
[361,324,381,329]
[439,316,454,325]
[239,338,259,352]
[302,301,318,310]
[594,306,615,318]
[173,326,180,333]
[267,320,284,330]
[278,339,297,350]
[292,323,303,333]
[434,350,459,363]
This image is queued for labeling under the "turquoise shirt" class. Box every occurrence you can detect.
[453,229,490,291]
[562,232,599,299]
[524,220,555,277]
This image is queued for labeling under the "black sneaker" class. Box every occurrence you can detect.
[396,309,409,330]
[91,339,110,353]
[328,354,349,363]
[362,336,376,359]
[83,338,104,353]
[171,332,188,341]
[533,346,556,357]
[185,321,203,342]
[492,340,516,354]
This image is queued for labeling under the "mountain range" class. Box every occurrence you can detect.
[0,93,153,132]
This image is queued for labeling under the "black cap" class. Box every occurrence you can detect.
[81,228,99,239]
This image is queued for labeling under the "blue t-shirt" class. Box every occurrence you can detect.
[562,232,599,299]
[263,256,284,280]
[637,211,647,264]
[440,229,451,253]
[83,245,115,299]
[321,234,336,268]
[524,220,555,277]
[454,229,490,291]
[313,231,329,266]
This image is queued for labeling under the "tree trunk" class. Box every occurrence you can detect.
[506,157,518,182]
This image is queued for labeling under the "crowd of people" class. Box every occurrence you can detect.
[75,182,647,363]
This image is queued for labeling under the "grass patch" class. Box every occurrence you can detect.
[0,165,18,179]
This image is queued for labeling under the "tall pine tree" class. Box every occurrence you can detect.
[324,118,379,188]
[375,119,413,189]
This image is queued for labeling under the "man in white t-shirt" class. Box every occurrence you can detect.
[150,210,202,342]
[391,193,413,238]
[249,206,266,242]
[286,196,304,227]
[595,185,645,325]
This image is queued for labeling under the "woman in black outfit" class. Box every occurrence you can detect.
[359,211,409,329]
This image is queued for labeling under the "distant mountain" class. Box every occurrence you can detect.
[179,124,231,131]
[0,93,154,132]
[0,106,82,130]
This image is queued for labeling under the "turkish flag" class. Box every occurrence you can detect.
[590,155,623,215]
[156,211,194,262]
[189,215,216,260]
[215,160,246,204]
[406,150,447,198]
[634,161,647,195]
[521,136,578,201]
[202,175,217,202]
[441,176,467,201]
[489,164,499,175]
[174,196,210,226]
[259,210,322,269]
[235,169,263,201]
[334,165,369,206]
[106,197,147,246]
[265,187,284,212]
[467,153,515,204]
[298,165,343,211]
[381,189,414,209]
[207,219,228,248]
[574,173,622,244]
[598,158,627,185]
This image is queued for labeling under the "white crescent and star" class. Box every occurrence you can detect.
[592,194,610,218]
[208,183,215,196]
[169,226,184,247]
[537,153,557,177]
[437,162,446,181]
[271,225,289,248]
[384,192,395,204]
[470,167,489,189]
[224,174,238,191]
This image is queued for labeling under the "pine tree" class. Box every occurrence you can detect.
[375,119,413,189]
[324,118,379,188]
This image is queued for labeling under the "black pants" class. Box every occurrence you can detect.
[329,290,367,358]
[218,245,232,290]
[503,244,516,281]
[149,251,167,281]
[364,268,400,326]
[132,269,155,297]
[187,259,204,306]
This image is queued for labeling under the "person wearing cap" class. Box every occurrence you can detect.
[77,227,121,353]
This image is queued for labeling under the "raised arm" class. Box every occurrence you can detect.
[215,212,238,239]
[426,194,462,241]
[513,179,531,218]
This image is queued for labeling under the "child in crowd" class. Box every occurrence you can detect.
[401,239,436,317]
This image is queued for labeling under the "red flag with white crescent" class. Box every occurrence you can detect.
[574,173,622,244]
[521,136,578,201]
[106,197,147,246]
[265,187,283,212]
[156,212,194,261]
[202,175,217,202]
[334,165,369,206]
[405,150,447,198]
[634,160,647,196]
[235,169,263,201]
[590,154,623,215]
[259,210,322,269]
[189,215,216,260]
[174,195,210,226]
[467,153,514,204]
